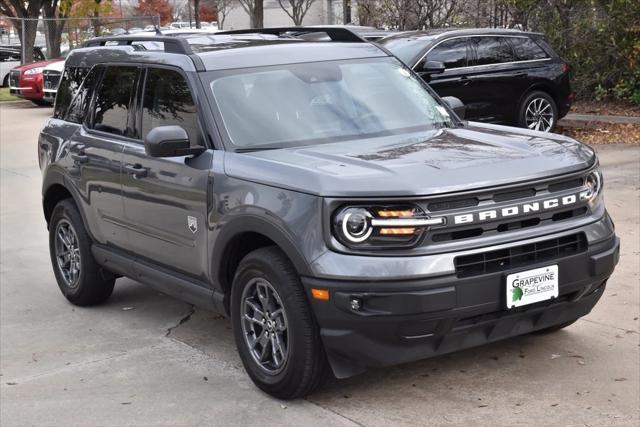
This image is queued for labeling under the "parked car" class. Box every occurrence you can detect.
[9,57,61,105]
[42,59,65,103]
[39,28,618,399]
[1,45,45,87]
[169,21,192,29]
[379,28,573,132]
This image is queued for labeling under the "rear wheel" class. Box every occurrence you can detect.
[49,199,115,306]
[231,246,329,399]
[518,91,558,132]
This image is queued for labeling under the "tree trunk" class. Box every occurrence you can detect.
[254,0,264,28]
[42,0,65,59]
[194,0,201,28]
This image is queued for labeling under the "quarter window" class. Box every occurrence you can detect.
[472,37,515,65]
[65,67,100,123]
[509,37,549,61]
[426,38,468,69]
[92,66,139,137]
[141,68,200,145]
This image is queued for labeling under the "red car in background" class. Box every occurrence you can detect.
[9,58,61,106]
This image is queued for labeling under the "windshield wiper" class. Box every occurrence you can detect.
[235,146,284,153]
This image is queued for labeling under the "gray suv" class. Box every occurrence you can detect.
[39,28,619,399]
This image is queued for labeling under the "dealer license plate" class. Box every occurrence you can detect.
[506,265,558,308]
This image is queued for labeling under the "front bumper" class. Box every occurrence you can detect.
[302,220,619,378]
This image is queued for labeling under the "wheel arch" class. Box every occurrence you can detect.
[42,171,89,234]
[212,216,313,315]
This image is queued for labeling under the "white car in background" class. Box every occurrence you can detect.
[42,58,65,103]
[1,46,45,87]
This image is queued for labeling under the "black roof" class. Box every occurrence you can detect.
[72,28,390,72]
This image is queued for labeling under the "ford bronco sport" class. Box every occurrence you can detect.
[39,28,619,399]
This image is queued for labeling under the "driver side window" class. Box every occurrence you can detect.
[141,68,200,146]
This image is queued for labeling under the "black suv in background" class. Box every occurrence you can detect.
[39,28,618,399]
[379,29,572,132]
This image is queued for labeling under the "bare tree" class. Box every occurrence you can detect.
[0,0,45,62]
[216,0,236,29]
[412,0,460,28]
[237,0,263,27]
[194,0,201,28]
[276,0,317,25]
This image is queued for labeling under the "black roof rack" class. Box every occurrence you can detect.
[81,36,193,55]
[217,27,365,43]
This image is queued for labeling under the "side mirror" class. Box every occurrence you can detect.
[144,126,203,158]
[420,60,445,75]
[441,96,466,119]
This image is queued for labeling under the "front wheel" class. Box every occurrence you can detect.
[231,247,329,399]
[518,91,558,132]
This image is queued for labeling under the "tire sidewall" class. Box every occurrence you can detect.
[49,200,94,300]
[230,254,308,390]
[518,91,558,131]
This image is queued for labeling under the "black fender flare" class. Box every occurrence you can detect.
[211,214,313,291]
[42,168,92,238]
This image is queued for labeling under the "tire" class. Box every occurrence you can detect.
[534,319,577,334]
[2,74,8,88]
[518,91,558,132]
[49,199,115,306]
[31,99,51,107]
[231,246,330,399]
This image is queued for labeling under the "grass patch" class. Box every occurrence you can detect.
[0,87,19,102]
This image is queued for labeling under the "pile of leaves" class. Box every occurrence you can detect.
[556,123,640,144]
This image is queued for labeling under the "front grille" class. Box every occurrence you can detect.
[43,70,61,90]
[422,172,590,244]
[9,70,19,88]
[454,233,587,278]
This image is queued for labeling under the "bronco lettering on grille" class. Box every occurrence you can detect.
[453,193,581,225]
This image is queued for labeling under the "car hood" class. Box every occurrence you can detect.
[14,58,62,72]
[223,123,595,197]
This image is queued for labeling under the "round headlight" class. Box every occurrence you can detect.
[339,208,372,243]
[583,169,602,202]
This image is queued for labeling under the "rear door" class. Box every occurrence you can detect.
[463,36,523,123]
[419,38,472,108]
[64,65,135,249]
[120,66,212,279]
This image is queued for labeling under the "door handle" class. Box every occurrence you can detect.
[70,152,88,163]
[125,163,148,178]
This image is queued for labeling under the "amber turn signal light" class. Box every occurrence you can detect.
[311,288,330,301]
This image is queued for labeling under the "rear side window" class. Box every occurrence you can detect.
[426,38,468,69]
[472,37,515,65]
[54,67,89,120]
[91,66,139,137]
[65,67,101,124]
[141,68,200,144]
[509,37,549,61]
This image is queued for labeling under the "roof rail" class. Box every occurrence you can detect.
[217,27,365,43]
[81,36,193,55]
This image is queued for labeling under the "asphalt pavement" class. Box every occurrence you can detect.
[1,102,638,426]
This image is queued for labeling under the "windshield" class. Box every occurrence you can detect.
[378,35,435,65]
[209,57,454,149]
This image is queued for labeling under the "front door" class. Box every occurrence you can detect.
[417,37,475,117]
[121,67,212,280]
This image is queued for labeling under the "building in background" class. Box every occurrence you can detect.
[224,0,344,29]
